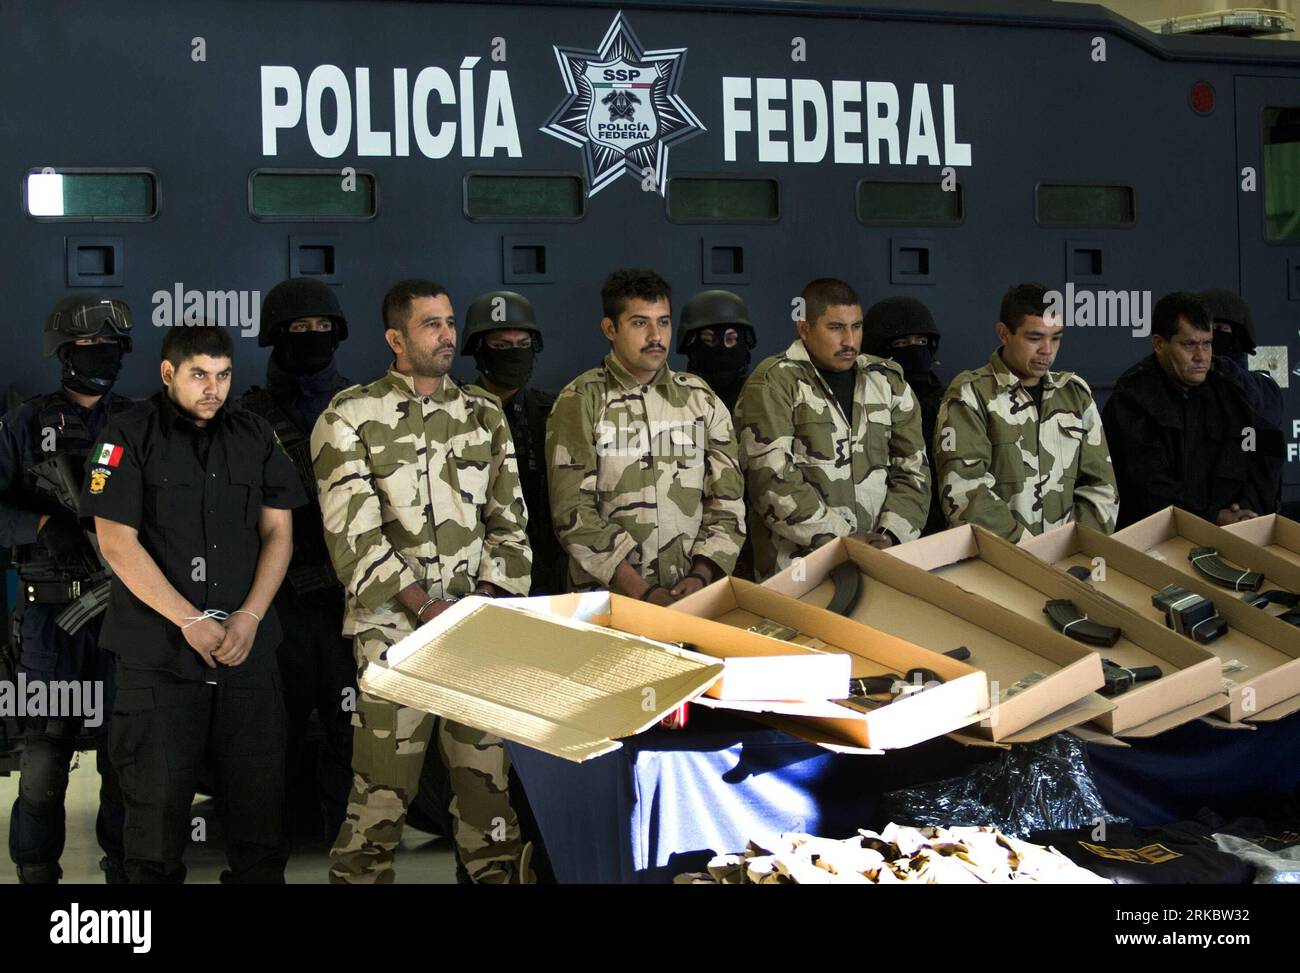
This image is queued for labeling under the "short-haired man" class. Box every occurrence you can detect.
[1102,292,1283,528]
[312,279,534,883]
[546,268,745,603]
[934,282,1118,541]
[82,323,304,883]
[735,278,930,579]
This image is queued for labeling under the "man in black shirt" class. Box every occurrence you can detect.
[81,323,305,883]
[1102,292,1282,529]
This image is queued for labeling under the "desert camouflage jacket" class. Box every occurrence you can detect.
[311,367,531,635]
[933,349,1118,541]
[545,353,745,590]
[734,339,931,579]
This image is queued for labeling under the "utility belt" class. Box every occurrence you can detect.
[20,576,102,605]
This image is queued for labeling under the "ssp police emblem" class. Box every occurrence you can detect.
[542,12,704,196]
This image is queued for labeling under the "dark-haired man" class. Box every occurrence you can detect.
[934,282,1117,540]
[312,279,535,883]
[735,278,929,579]
[81,322,304,883]
[546,268,745,602]
[1102,292,1283,529]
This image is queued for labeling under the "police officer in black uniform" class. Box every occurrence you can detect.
[677,290,757,414]
[2,294,134,883]
[81,323,305,883]
[863,296,947,536]
[240,278,356,847]
[462,290,564,596]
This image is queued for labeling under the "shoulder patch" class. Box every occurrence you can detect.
[88,466,112,494]
[94,442,125,468]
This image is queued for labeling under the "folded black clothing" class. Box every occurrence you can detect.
[1029,822,1253,884]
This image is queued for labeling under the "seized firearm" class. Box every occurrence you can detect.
[1100,658,1162,697]
[27,453,113,635]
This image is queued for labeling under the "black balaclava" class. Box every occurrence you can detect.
[274,330,337,376]
[891,341,936,379]
[687,332,751,405]
[61,342,124,396]
[475,345,537,391]
[1212,328,1245,368]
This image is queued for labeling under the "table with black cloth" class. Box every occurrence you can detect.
[507,708,1300,884]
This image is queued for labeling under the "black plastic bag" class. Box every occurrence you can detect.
[880,733,1126,838]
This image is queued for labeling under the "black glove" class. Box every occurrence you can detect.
[38,514,94,570]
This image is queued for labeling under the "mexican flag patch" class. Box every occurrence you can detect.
[95,443,124,468]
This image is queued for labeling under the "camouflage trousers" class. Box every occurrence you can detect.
[328,627,530,884]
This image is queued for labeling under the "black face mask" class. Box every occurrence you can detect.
[1212,329,1244,367]
[274,331,336,376]
[688,344,750,400]
[62,342,124,395]
[475,346,536,391]
[891,344,935,378]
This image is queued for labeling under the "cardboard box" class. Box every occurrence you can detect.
[672,576,989,751]
[360,590,970,761]
[360,595,724,763]
[756,536,1113,742]
[1219,513,1300,571]
[1020,522,1300,723]
[1114,507,1300,605]
[885,525,1225,736]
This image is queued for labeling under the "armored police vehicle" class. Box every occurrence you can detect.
[3,0,1300,766]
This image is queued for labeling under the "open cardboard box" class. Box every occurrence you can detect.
[670,576,989,751]
[1221,513,1300,570]
[1114,507,1300,611]
[754,536,1112,743]
[359,594,724,763]
[1020,522,1300,723]
[361,590,964,762]
[885,525,1224,736]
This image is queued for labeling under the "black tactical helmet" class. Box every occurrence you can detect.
[862,296,941,358]
[676,290,755,353]
[460,290,543,355]
[1199,289,1256,353]
[259,277,348,347]
[44,293,133,358]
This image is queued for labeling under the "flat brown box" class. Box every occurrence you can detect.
[672,576,989,751]
[1115,507,1300,602]
[756,536,1112,743]
[885,525,1224,736]
[360,595,726,763]
[1021,521,1300,723]
[1219,513,1300,572]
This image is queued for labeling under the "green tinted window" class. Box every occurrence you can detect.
[667,178,779,222]
[25,170,156,219]
[856,182,962,224]
[251,171,375,219]
[1263,107,1300,241]
[1037,185,1135,226]
[465,174,585,220]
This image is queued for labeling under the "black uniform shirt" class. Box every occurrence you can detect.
[79,391,305,682]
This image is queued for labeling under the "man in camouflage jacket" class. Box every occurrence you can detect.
[546,269,745,604]
[735,278,931,580]
[311,279,534,884]
[933,283,1118,541]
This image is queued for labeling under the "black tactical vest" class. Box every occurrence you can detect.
[14,391,132,581]
[241,386,339,595]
